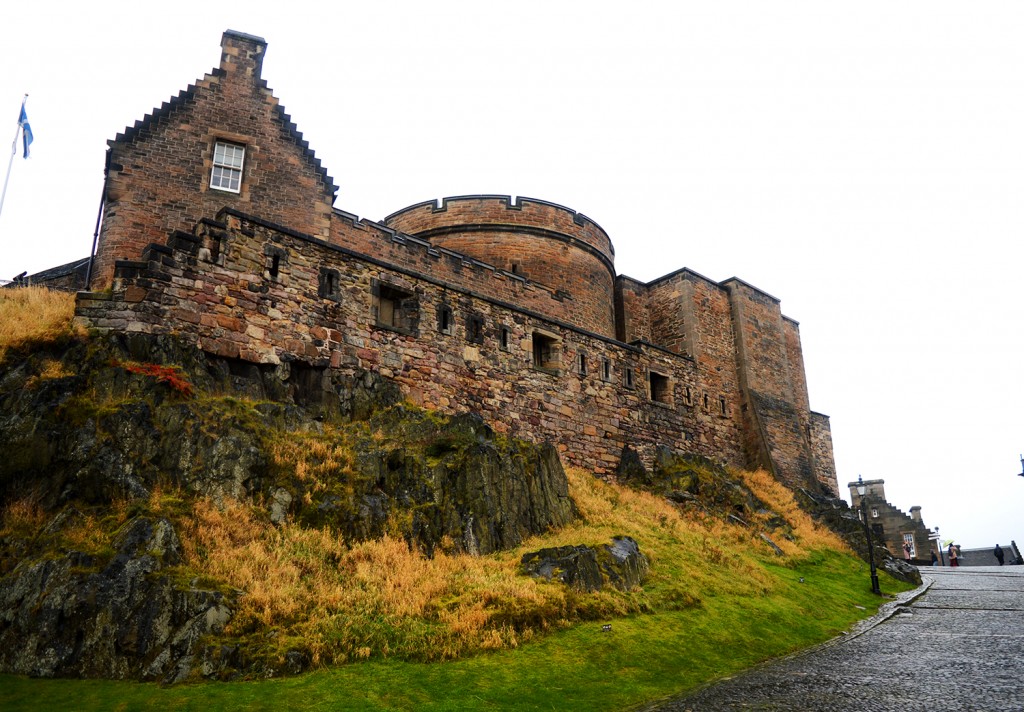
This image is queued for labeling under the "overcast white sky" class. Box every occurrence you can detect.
[2,1,1022,551]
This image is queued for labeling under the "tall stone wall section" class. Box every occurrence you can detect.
[92,31,335,290]
[613,277,651,344]
[810,413,837,496]
[723,278,816,489]
[77,210,747,477]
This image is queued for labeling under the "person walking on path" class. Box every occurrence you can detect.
[931,551,938,566]
[995,544,1005,565]
[949,542,959,567]
[903,542,912,561]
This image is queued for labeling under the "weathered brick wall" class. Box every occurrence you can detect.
[613,276,651,344]
[328,211,608,339]
[76,210,751,477]
[91,31,335,289]
[724,278,816,490]
[810,412,838,495]
[381,197,616,338]
[782,317,811,421]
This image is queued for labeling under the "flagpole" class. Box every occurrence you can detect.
[0,94,28,222]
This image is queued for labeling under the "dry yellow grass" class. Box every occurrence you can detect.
[736,468,850,553]
[174,462,841,668]
[0,286,81,362]
[269,430,357,497]
[0,495,47,537]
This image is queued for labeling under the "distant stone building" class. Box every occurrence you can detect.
[848,478,935,562]
[957,543,1022,567]
[69,30,839,493]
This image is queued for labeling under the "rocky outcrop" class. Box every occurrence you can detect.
[617,446,785,527]
[0,332,580,680]
[880,557,921,585]
[0,514,231,683]
[521,536,649,592]
[289,409,577,556]
[0,332,401,509]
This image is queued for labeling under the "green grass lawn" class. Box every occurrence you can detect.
[0,551,911,712]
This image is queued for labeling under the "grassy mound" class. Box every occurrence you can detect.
[0,286,81,362]
[2,464,910,709]
[0,289,914,709]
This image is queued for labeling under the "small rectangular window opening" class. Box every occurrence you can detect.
[650,372,671,404]
[602,359,611,381]
[719,395,727,416]
[376,283,417,332]
[624,368,634,389]
[264,247,286,281]
[467,316,485,344]
[578,353,588,376]
[703,392,710,410]
[500,326,510,350]
[438,305,453,334]
[211,141,245,193]
[532,332,561,372]
[903,533,916,558]
[318,267,340,300]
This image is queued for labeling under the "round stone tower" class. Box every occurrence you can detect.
[383,195,617,337]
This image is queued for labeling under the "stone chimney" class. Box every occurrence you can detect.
[910,506,922,523]
[219,30,267,81]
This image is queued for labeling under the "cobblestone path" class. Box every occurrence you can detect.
[645,566,1024,712]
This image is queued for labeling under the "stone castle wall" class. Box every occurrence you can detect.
[77,210,745,477]
[382,196,617,338]
[74,30,840,495]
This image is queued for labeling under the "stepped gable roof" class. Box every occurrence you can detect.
[108,30,337,201]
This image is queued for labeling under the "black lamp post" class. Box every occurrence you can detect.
[1018,454,1023,478]
[856,476,881,595]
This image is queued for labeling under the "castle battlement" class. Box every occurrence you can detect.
[69,31,840,496]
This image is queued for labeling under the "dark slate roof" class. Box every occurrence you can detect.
[16,257,90,283]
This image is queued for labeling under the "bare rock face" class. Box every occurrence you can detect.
[521,536,649,592]
[296,409,578,556]
[0,515,231,683]
[880,555,923,586]
[0,332,580,680]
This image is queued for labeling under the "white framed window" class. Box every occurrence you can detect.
[903,533,916,557]
[210,141,245,193]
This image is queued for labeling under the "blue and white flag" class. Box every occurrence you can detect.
[18,105,32,158]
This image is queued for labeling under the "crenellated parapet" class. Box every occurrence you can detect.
[383,196,617,337]
[75,208,752,478]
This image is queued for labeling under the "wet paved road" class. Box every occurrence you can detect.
[645,566,1024,712]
